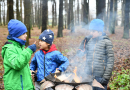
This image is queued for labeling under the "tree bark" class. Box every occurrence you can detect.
[77,0,79,25]
[96,0,105,20]
[68,0,71,29]
[70,0,74,32]
[42,0,48,32]
[8,0,14,21]
[113,0,117,33]
[52,3,54,28]
[57,0,63,37]
[54,0,57,26]
[109,0,114,34]
[123,0,129,39]
[20,0,23,22]
[24,0,31,46]
[16,0,20,20]
[0,2,1,25]
[121,0,125,27]
[83,0,89,25]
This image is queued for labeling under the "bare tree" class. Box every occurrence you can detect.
[123,0,129,39]
[16,0,20,20]
[83,0,89,24]
[42,0,48,32]
[96,0,105,20]
[8,0,14,21]
[109,0,114,34]
[24,0,31,45]
[20,0,23,22]
[77,0,79,25]
[57,0,63,37]
[0,1,1,25]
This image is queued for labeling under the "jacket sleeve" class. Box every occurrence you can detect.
[56,52,69,72]
[101,39,114,83]
[4,46,33,70]
[30,53,37,71]
[76,35,92,57]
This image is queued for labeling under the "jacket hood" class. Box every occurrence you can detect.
[1,44,11,59]
[41,44,57,54]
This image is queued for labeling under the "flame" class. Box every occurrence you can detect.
[73,67,81,83]
[54,68,58,79]
[54,74,57,78]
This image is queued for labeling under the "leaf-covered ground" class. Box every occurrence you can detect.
[0,26,130,89]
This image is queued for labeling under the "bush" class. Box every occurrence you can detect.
[109,69,130,90]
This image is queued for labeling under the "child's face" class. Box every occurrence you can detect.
[90,31,102,38]
[39,40,50,50]
[18,33,27,41]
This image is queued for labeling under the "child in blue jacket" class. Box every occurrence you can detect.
[30,29,69,90]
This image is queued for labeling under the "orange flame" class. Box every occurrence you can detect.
[54,68,59,79]
[73,67,81,83]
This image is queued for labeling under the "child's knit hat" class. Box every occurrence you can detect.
[89,19,104,32]
[8,19,27,38]
[39,29,54,45]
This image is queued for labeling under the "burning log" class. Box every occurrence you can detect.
[40,81,54,90]
[55,84,74,90]
[75,84,92,90]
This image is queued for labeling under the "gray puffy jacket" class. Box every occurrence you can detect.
[77,35,114,84]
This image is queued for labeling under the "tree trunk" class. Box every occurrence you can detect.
[42,0,48,32]
[3,1,5,26]
[8,0,14,21]
[24,0,31,46]
[6,0,9,24]
[83,0,89,25]
[68,0,71,29]
[123,0,129,39]
[20,0,23,22]
[0,2,1,25]
[121,0,125,27]
[54,0,57,26]
[113,0,117,33]
[16,0,20,20]
[109,0,114,34]
[77,0,79,25]
[57,0,63,37]
[52,3,54,28]
[96,0,105,20]
[70,0,74,32]
[105,0,110,31]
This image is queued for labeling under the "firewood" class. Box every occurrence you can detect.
[40,81,54,90]
[92,79,104,89]
[55,84,74,90]
[75,84,92,90]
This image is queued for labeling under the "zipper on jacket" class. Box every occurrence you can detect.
[20,75,23,90]
[44,55,45,79]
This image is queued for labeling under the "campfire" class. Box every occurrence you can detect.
[40,67,104,90]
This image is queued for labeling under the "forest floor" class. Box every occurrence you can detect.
[0,26,130,89]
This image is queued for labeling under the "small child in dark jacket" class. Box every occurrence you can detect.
[76,19,115,90]
[30,29,69,90]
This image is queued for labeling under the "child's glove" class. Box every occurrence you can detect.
[28,44,36,52]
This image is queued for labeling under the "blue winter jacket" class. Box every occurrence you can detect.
[30,44,69,82]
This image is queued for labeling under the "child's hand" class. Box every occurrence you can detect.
[28,43,37,52]
[55,68,60,73]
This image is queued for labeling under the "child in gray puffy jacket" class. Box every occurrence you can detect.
[76,19,115,90]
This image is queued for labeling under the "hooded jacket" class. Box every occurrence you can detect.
[30,44,69,82]
[1,40,34,90]
[77,35,114,85]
